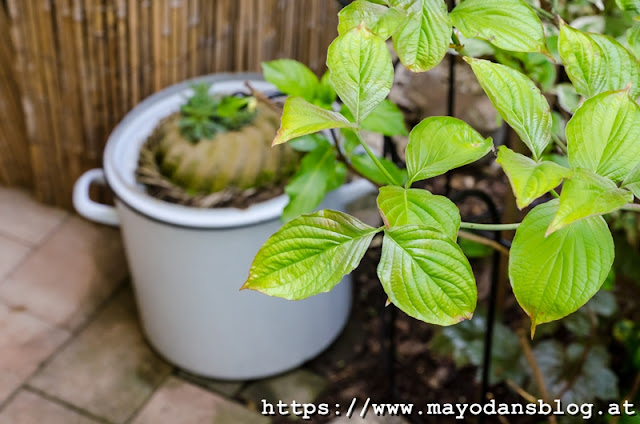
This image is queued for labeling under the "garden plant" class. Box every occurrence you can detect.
[242,0,640,417]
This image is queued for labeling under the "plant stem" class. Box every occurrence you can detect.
[622,203,640,213]
[506,379,538,404]
[518,330,558,424]
[450,29,463,51]
[531,4,556,22]
[550,189,560,199]
[332,129,382,188]
[458,230,510,257]
[354,130,401,186]
[551,134,568,154]
[460,222,520,231]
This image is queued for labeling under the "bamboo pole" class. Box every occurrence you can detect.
[0,5,31,187]
[128,0,140,105]
[1,0,340,208]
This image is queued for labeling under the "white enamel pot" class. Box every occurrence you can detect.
[73,74,375,380]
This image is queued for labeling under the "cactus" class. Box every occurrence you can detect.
[137,83,300,205]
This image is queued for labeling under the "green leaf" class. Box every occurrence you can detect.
[262,59,319,102]
[341,128,361,155]
[340,99,409,136]
[496,146,570,209]
[559,23,640,98]
[337,0,406,39]
[243,210,380,299]
[622,162,640,198]
[288,134,330,152]
[341,100,408,136]
[626,26,640,60]
[327,24,394,123]
[617,0,640,14]
[547,169,633,234]
[315,72,337,108]
[566,90,640,183]
[451,0,548,55]
[282,144,346,221]
[509,200,614,334]
[556,83,581,114]
[457,238,493,258]
[466,58,552,159]
[273,97,357,145]
[376,185,461,239]
[405,116,493,183]
[378,225,477,326]
[392,0,452,72]
[351,154,408,186]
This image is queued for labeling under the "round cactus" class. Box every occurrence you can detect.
[137,84,299,205]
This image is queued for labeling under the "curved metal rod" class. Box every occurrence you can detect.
[452,189,503,424]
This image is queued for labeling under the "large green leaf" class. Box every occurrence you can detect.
[341,99,408,136]
[351,154,408,186]
[496,146,570,209]
[273,97,357,145]
[450,0,548,55]
[622,162,640,198]
[378,225,477,325]
[559,23,640,98]
[405,116,493,184]
[392,0,452,72]
[262,60,319,103]
[282,144,346,221]
[566,90,640,183]
[243,210,380,299]
[466,58,551,160]
[376,185,461,239]
[627,26,640,60]
[548,169,633,234]
[509,200,614,335]
[327,25,394,123]
[616,0,640,14]
[337,0,406,40]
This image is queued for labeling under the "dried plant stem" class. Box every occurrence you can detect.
[518,330,558,424]
[458,230,510,257]
[506,379,538,404]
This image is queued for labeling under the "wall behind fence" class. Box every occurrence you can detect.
[1,0,339,209]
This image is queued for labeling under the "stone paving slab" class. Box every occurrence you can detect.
[0,216,127,329]
[0,234,30,281]
[0,188,67,245]
[0,390,101,424]
[28,287,172,423]
[131,377,269,424]
[174,370,244,398]
[240,369,327,407]
[329,416,410,424]
[0,302,69,404]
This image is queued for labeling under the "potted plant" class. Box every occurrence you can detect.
[72,73,389,380]
[243,0,640,413]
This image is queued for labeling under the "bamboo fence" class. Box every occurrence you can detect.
[0,0,339,208]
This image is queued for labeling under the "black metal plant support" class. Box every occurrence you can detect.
[332,1,508,422]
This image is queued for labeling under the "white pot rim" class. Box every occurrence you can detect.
[104,73,297,229]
